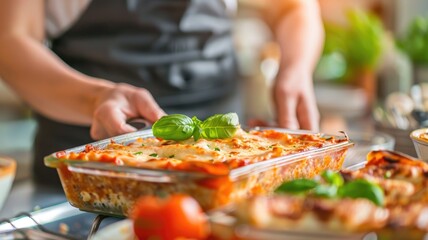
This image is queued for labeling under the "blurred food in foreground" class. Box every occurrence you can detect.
[210,150,428,240]
[130,194,208,240]
[124,150,428,240]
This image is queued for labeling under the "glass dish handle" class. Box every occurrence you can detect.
[126,118,151,130]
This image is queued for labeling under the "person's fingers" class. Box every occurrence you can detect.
[90,104,109,140]
[297,94,320,131]
[91,118,140,140]
[90,123,109,140]
[247,118,270,128]
[132,88,166,123]
[90,84,166,140]
[274,84,299,130]
[90,101,137,139]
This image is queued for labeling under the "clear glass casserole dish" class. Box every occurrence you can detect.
[44,128,353,217]
[208,206,428,240]
[208,150,428,240]
[208,206,368,240]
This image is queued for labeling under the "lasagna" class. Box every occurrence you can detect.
[231,150,428,238]
[57,129,346,174]
[48,128,350,215]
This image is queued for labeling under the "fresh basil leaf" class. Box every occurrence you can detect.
[313,185,337,198]
[192,116,202,141]
[152,113,240,141]
[338,179,384,206]
[200,113,240,139]
[275,179,319,194]
[321,170,344,187]
[193,125,202,141]
[192,116,202,126]
[152,114,195,141]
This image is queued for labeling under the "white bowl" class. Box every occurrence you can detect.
[410,128,428,162]
[0,157,16,210]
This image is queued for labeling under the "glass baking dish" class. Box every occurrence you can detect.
[208,206,368,240]
[208,206,428,240]
[208,150,428,240]
[44,128,353,217]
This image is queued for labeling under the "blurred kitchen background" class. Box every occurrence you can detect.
[1,0,428,182]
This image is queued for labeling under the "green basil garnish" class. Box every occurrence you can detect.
[152,114,195,141]
[275,170,385,206]
[313,185,337,198]
[200,113,240,140]
[152,113,240,141]
[275,179,319,194]
[338,179,385,206]
[321,170,344,187]
[191,116,203,141]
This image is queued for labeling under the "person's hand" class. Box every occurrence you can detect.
[90,83,166,140]
[273,69,319,131]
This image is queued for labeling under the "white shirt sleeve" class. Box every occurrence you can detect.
[223,0,238,15]
[45,0,92,38]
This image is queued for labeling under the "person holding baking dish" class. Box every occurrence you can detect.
[0,0,324,185]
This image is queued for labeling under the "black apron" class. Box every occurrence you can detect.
[34,0,240,186]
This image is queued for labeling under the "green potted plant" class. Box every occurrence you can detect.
[315,9,385,105]
[398,16,428,84]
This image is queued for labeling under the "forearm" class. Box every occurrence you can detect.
[0,33,115,125]
[265,0,322,130]
[275,1,324,73]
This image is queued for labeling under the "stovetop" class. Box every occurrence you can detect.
[0,202,123,239]
[0,180,123,239]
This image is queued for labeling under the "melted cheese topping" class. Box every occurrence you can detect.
[59,129,341,174]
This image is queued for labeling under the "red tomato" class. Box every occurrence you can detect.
[130,194,209,240]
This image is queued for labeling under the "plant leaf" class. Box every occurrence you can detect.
[338,179,385,206]
[200,113,240,139]
[152,114,195,141]
[321,170,344,187]
[313,185,337,198]
[275,179,319,194]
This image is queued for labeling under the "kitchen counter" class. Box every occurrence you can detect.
[0,179,66,219]
[0,179,123,239]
